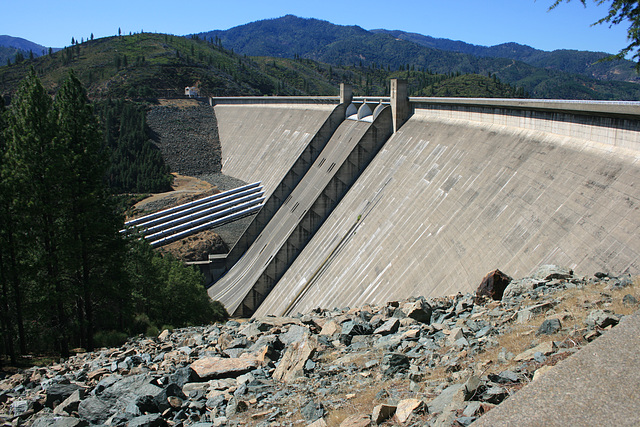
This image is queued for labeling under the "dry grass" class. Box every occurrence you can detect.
[324,387,382,426]
[478,276,640,376]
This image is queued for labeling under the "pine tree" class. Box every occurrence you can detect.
[53,71,125,351]
[4,68,66,355]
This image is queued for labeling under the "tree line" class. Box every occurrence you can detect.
[96,99,173,194]
[0,69,226,364]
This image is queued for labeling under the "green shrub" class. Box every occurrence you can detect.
[210,300,229,323]
[94,330,128,348]
[132,313,154,335]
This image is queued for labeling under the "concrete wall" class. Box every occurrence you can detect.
[214,103,337,198]
[218,104,347,274]
[209,107,394,316]
[255,106,640,316]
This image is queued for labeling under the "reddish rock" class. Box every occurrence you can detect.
[190,356,259,380]
[339,414,371,427]
[476,269,512,301]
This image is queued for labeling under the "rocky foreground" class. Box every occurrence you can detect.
[1,266,638,427]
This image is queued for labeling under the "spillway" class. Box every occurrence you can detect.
[209,105,393,316]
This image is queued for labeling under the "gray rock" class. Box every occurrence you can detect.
[585,309,619,328]
[32,416,88,427]
[154,383,187,412]
[128,413,166,427]
[428,384,465,414]
[504,278,544,298]
[456,416,477,426]
[373,318,400,335]
[78,396,113,425]
[45,383,82,409]
[537,319,562,335]
[382,353,410,377]
[402,299,433,324]
[300,401,325,421]
[481,385,508,404]
[341,320,373,336]
[11,400,30,417]
[225,396,248,417]
[531,265,574,281]
[279,324,310,346]
[53,389,84,416]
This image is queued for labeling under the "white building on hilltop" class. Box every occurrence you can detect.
[185,86,199,98]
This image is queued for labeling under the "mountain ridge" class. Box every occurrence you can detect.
[371,28,639,83]
[194,15,640,99]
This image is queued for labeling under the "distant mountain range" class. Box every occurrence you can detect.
[1,15,639,100]
[370,29,638,83]
[195,15,640,99]
[0,35,60,65]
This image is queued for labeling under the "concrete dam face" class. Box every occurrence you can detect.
[207,88,640,317]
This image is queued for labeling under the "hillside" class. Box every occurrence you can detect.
[1,268,638,425]
[196,15,640,100]
[372,29,640,83]
[0,32,526,100]
[0,35,56,66]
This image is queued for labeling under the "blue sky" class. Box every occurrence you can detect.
[2,0,631,55]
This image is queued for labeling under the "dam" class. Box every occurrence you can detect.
[204,80,640,317]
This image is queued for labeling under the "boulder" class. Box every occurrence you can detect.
[45,383,82,409]
[395,399,426,423]
[53,389,84,416]
[503,278,544,299]
[514,341,557,362]
[381,352,409,377]
[339,414,371,427]
[301,401,325,421]
[531,265,573,281]
[31,416,87,427]
[585,309,619,329]
[373,318,400,336]
[400,299,432,324]
[372,404,396,424]
[476,269,512,300]
[273,334,318,383]
[537,319,562,335]
[190,355,260,381]
[341,320,373,336]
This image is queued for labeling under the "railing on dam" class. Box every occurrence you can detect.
[409,97,640,118]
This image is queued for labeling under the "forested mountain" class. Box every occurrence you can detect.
[372,29,640,83]
[0,32,526,99]
[0,35,55,66]
[196,15,640,100]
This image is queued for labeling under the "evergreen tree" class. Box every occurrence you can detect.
[53,71,124,351]
[4,68,66,355]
